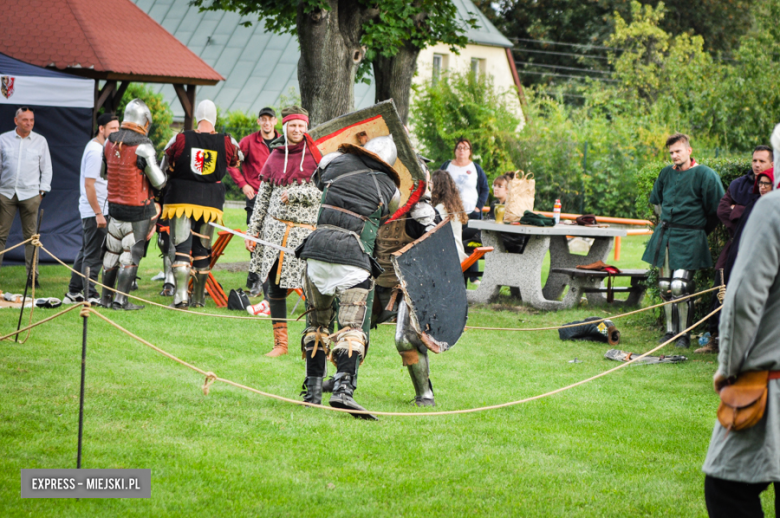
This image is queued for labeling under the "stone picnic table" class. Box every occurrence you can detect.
[466,220,628,310]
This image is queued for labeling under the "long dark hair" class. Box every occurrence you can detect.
[431,169,468,224]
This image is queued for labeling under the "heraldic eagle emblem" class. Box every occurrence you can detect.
[1,76,15,99]
[190,148,218,175]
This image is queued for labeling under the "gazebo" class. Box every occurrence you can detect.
[0,0,223,129]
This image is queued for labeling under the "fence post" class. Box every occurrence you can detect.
[580,142,587,214]
[77,267,90,470]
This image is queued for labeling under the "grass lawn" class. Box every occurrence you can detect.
[1,210,774,517]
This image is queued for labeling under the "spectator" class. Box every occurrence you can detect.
[0,107,52,287]
[439,138,488,284]
[430,169,468,262]
[641,133,724,348]
[228,107,281,295]
[487,173,510,219]
[696,146,773,353]
[702,185,780,518]
[63,113,119,304]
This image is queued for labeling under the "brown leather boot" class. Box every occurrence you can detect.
[266,323,288,357]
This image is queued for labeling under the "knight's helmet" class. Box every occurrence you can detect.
[364,135,397,167]
[122,99,153,135]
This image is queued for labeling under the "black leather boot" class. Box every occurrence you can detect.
[300,377,323,405]
[329,372,377,420]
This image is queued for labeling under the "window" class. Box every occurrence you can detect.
[432,54,443,85]
[470,57,485,75]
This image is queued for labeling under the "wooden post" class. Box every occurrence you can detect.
[77,267,90,469]
[15,209,43,342]
[174,84,197,130]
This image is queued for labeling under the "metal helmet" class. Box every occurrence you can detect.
[122,99,153,135]
[364,135,397,167]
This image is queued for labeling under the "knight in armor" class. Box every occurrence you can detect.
[296,136,401,419]
[100,99,166,310]
[244,106,320,356]
[161,100,241,308]
[641,133,725,348]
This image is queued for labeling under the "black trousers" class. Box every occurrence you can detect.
[705,475,779,518]
[708,270,725,336]
[68,216,107,298]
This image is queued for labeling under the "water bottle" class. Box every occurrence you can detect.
[699,332,711,346]
[553,199,561,224]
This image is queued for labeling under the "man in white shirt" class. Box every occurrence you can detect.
[64,113,119,304]
[0,107,52,283]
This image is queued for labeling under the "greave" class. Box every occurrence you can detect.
[100,268,118,307]
[113,266,144,310]
[676,299,694,335]
[172,264,191,306]
[163,255,175,286]
[190,271,209,307]
[407,352,435,406]
[664,303,675,334]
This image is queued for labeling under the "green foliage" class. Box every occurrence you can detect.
[116,84,174,157]
[410,72,521,180]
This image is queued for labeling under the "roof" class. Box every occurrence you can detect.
[0,0,222,85]
[0,52,76,78]
[132,0,512,119]
[452,0,513,48]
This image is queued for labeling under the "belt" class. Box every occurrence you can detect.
[770,371,780,380]
[653,220,705,265]
[272,217,316,284]
[322,204,368,221]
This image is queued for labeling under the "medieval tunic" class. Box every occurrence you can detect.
[641,162,725,270]
[703,189,780,483]
[247,138,320,289]
[104,128,157,222]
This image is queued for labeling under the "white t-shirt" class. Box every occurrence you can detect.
[446,161,478,213]
[78,139,109,219]
[436,203,468,263]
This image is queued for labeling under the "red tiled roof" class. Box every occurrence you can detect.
[0,0,222,84]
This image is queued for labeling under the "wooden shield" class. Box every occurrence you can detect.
[391,220,468,353]
[305,100,427,214]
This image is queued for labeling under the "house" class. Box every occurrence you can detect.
[133,0,523,122]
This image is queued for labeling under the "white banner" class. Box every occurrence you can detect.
[0,74,93,108]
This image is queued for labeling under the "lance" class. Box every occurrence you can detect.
[209,222,297,254]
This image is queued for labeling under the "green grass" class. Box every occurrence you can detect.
[0,211,774,517]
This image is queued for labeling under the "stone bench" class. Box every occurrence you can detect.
[549,268,649,308]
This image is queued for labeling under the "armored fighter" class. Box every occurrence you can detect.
[100,99,166,310]
[296,136,401,418]
[641,133,724,347]
[161,100,241,309]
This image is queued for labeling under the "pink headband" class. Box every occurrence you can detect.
[282,114,309,125]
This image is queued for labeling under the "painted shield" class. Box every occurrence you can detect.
[190,148,218,175]
[305,100,427,221]
[391,219,468,353]
[1,76,15,99]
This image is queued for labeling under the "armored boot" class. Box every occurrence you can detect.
[171,263,191,309]
[300,377,323,405]
[407,352,435,407]
[658,301,676,344]
[674,299,694,349]
[100,267,119,308]
[190,271,209,308]
[112,266,144,310]
[266,323,288,357]
[329,372,377,420]
[160,255,175,296]
[322,377,335,393]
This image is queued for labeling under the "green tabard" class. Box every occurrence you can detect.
[641,163,725,270]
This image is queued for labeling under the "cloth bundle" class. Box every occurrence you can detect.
[604,349,687,364]
[519,210,556,227]
[558,317,620,345]
[504,171,536,223]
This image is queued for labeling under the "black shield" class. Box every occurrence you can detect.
[391,220,468,353]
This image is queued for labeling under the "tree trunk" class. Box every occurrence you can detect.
[297,0,369,126]
[372,42,421,125]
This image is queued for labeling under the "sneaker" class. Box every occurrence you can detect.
[471,279,481,287]
[87,297,101,306]
[247,300,271,316]
[63,292,85,304]
[694,336,719,354]
[151,271,165,281]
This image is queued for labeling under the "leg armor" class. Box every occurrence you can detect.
[671,269,696,347]
[301,272,335,403]
[396,300,435,407]
[157,229,175,296]
[658,248,675,341]
[169,216,193,308]
[189,219,214,307]
[112,219,150,310]
[100,218,126,307]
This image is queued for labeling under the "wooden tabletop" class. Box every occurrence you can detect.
[468,220,628,238]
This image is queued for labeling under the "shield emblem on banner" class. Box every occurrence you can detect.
[190,148,217,175]
[391,219,468,353]
[1,76,15,99]
[305,100,427,221]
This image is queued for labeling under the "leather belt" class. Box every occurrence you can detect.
[272,217,316,284]
[653,220,704,265]
[322,204,368,221]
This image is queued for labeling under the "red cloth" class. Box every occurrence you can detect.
[752,168,774,194]
[258,138,318,186]
[228,130,279,190]
[165,131,239,168]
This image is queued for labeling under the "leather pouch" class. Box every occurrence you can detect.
[717,370,769,431]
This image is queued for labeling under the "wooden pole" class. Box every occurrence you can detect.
[15,209,43,342]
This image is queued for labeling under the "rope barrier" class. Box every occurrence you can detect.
[36,241,717,333]
[77,304,719,417]
[0,236,33,257]
[0,302,85,342]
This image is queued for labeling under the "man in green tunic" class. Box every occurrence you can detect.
[641,133,724,348]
